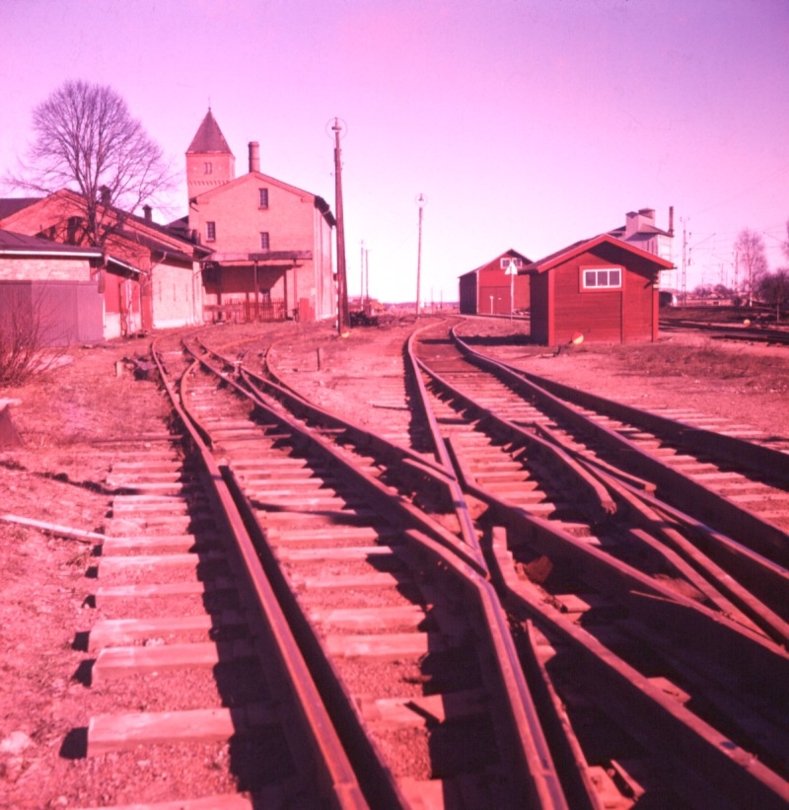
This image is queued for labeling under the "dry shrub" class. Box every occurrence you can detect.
[0,288,62,386]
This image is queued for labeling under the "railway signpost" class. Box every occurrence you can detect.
[505,258,518,321]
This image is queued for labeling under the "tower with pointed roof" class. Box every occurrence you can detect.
[186,109,235,201]
[182,109,336,324]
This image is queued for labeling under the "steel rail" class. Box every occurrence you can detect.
[411,326,789,806]
[405,323,489,569]
[412,337,774,638]
[446,440,789,756]
[151,340,370,809]
[661,318,789,346]
[449,327,789,567]
[188,336,488,577]
[181,337,572,808]
[489,528,789,809]
[513,414,789,628]
[590,460,788,644]
[440,423,786,670]
[485,349,789,483]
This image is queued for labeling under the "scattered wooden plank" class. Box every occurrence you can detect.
[0,513,104,544]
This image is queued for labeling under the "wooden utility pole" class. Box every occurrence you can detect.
[332,118,350,334]
[416,193,426,317]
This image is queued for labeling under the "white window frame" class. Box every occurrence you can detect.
[582,266,622,290]
[500,257,523,270]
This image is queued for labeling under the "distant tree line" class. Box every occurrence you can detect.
[691,222,789,320]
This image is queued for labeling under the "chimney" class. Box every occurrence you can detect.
[99,185,111,206]
[624,211,639,238]
[248,141,260,173]
[668,205,674,237]
[143,204,152,224]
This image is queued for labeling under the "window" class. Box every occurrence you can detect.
[500,257,522,270]
[582,266,622,289]
[206,221,216,242]
[260,232,270,250]
[259,188,269,208]
[204,161,213,175]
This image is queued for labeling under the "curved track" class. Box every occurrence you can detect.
[242,317,786,809]
[72,335,367,808]
[167,333,568,808]
[80,320,787,808]
[407,320,787,808]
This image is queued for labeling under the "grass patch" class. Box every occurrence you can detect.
[606,341,788,393]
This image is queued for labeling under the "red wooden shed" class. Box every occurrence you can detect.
[458,249,531,316]
[524,234,674,345]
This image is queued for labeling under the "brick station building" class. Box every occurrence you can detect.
[173,110,336,323]
[0,192,205,341]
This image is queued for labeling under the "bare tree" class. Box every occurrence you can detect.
[734,229,768,307]
[7,80,173,246]
[783,219,789,262]
[757,269,789,322]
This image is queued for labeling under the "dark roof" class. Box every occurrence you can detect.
[187,109,233,155]
[524,234,674,273]
[3,190,209,262]
[609,224,671,238]
[0,198,41,219]
[0,228,101,257]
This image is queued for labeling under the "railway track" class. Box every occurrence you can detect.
[70,337,367,808]
[448,322,789,601]
[407,321,787,807]
[69,319,787,808]
[261,318,788,807]
[661,317,789,346]
[146,333,568,807]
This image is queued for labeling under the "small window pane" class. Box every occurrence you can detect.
[582,267,621,289]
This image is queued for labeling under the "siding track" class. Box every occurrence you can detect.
[167,334,568,808]
[82,320,786,809]
[387,319,789,807]
[71,337,368,809]
[262,318,788,808]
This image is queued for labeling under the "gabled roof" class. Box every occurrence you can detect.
[0,228,102,258]
[192,170,335,227]
[0,198,41,219]
[0,189,210,263]
[524,234,674,273]
[187,109,233,155]
[460,248,531,279]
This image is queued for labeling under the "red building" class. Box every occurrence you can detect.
[458,249,531,315]
[0,191,205,340]
[0,229,104,344]
[178,110,336,323]
[525,234,674,345]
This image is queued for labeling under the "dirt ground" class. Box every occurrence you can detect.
[1,318,787,807]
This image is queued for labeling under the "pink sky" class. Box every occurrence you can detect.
[2,0,787,302]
